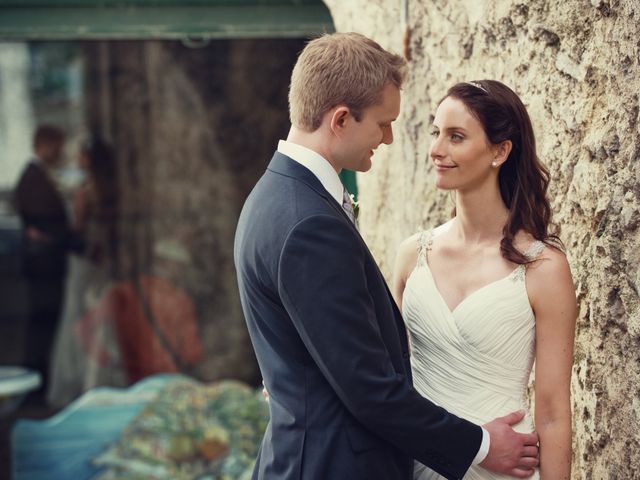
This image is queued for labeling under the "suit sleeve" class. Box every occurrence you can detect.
[277,214,482,479]
[14,165,72,250]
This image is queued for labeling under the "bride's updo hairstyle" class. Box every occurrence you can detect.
[444,80,562,264]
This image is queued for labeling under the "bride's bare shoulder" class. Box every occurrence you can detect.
[395,232,421,266]
[395,220,453,270]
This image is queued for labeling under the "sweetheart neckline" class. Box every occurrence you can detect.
[410,262,523,315]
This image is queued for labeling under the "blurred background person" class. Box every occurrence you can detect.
[48,136,122,407]
[13,125,72,404]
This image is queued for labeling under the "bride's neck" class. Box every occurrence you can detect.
[453,187,509,245]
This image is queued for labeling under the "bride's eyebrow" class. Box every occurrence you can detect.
[443,126,468,133]
[430,124,468,133]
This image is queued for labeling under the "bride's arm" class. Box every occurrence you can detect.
[527,247,577,480]
[391,233,421,310]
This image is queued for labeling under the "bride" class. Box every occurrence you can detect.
[392,80,576,480]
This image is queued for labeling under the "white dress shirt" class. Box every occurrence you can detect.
[276,139,490,467]
[277,140,344,206]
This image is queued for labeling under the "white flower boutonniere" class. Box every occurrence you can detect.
[349,194,360,220]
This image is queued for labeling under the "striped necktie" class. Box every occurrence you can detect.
[341,189,357,226]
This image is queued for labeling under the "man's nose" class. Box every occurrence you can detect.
[382,126,393,145]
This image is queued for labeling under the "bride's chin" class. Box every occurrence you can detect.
[434,179,454,191]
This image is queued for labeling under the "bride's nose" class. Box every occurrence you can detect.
[429,135,445,161]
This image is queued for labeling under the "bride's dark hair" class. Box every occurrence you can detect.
[444,80,562,264]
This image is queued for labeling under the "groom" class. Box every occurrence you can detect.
[234,33,539,480]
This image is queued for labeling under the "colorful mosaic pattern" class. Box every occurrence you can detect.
[92,378,269,479]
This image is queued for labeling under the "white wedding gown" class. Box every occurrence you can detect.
[403,230,543,480]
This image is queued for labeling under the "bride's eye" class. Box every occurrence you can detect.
[429,130,439,137]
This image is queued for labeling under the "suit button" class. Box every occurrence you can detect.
[402,351,409,359]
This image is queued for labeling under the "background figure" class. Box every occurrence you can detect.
[72,136,119,266]
[47,136,122,407]
[13,125,71,403]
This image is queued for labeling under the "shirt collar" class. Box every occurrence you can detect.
[277,139,344,205]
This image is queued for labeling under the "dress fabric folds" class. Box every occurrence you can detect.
[404,231,543,480]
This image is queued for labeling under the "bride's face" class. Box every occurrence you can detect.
[429,96,499,192]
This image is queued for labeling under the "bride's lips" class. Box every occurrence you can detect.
[434,163,457,172]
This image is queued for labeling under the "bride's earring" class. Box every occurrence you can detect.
[491,161,498,167]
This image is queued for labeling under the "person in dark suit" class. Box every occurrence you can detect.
[234,33,540,480]
[13,125,71,401]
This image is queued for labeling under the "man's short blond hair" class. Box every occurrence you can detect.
[289,32,407,132]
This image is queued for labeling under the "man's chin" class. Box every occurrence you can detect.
[356,160,373,173]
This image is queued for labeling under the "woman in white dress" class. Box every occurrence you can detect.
[48,137,123,407]
[392,80,576,480]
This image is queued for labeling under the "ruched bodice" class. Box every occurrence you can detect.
[403,230,543,480]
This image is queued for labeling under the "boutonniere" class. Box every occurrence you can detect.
[349,194,360,219]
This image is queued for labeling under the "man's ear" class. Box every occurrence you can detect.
[329,106,351,135]
[492,140,512,167]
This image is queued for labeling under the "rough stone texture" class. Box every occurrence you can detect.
[85,39,304,385]
[324,0,640,477]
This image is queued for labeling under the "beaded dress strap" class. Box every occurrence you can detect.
[416,229,434,267]
[524,240,546,260]
[512,240,546,282]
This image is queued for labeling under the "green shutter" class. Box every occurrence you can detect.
[339,170,358,200]
[0,0,334,39]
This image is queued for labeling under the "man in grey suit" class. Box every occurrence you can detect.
[234,33,539,480]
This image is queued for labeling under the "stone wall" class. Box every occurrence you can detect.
[324,0,640,477]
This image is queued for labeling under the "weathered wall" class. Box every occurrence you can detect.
[324,0,640,478]
[85,39,304,385]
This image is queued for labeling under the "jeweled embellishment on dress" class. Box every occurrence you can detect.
[416,230,434,267]
[510,265,527,283]
[510,240,546,283]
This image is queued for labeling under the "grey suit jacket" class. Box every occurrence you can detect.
[234,152,482,480]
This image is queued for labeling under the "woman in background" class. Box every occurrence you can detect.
[48,136,122,407]
[392,80,576,479]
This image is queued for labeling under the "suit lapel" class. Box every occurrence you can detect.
[268,151,406,331]
[268,152,359,229]
[268,152,357,223]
